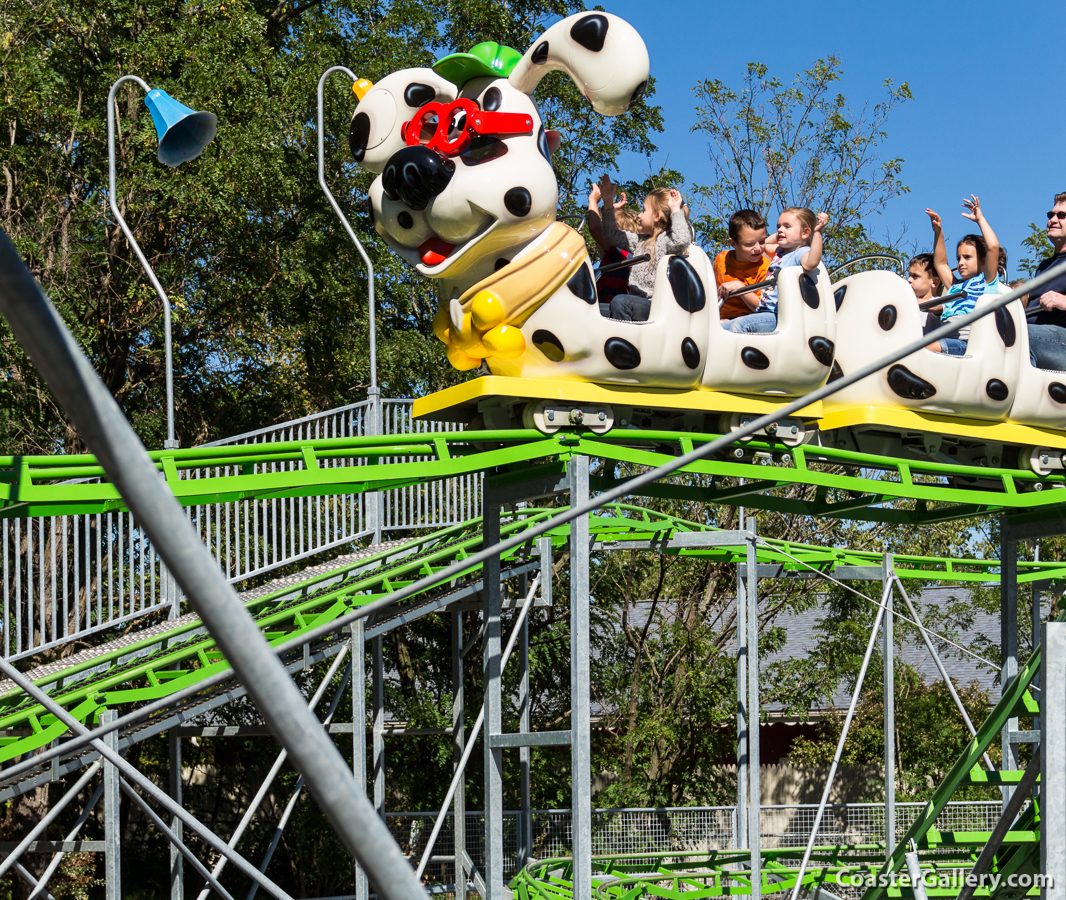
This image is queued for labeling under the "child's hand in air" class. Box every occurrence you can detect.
[926,208,943,232]
[597,174,616,202]
[613,193,628,209]
[667,189,683,213]
[961,194,984,222]
[588,183,601,208]
[814,212,829,233]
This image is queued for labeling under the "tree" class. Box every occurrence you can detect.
[689,57,912,267]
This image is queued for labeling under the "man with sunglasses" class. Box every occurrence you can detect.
[1026,192,1066,370]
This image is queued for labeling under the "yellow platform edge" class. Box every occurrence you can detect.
[412,376,824,422]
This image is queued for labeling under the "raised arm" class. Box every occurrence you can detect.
[597,175,640,253]
[663,191,693,253]
[961,194,1000,284]
[585,184,612,255]
[927,208,955,288]
[800,212,829,272]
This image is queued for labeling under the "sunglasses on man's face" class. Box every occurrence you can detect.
[1048,211,1066,221]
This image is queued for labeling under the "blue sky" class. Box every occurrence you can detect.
[597,0,1062,275]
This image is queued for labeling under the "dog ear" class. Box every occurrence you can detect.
[508,12,649,116]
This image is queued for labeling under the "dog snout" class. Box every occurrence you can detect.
[381,146,455,211]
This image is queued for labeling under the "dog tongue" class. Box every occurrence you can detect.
[419,237,456,266]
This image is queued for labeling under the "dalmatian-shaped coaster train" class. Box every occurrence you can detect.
[349,12,1066,475]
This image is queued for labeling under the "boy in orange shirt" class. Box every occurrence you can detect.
[714,209,776,320]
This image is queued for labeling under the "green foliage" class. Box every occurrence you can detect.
[1018,221,1055,278]
[689,57,912,267]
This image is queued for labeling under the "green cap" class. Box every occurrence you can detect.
[433,41,523,87]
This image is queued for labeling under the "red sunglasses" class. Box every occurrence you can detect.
[402,98,534,157]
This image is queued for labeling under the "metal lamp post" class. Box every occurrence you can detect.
[317,66,382,540]
[107,75,217,450]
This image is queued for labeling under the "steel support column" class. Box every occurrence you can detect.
[735,553,748,851]
[569,456,592,900]
[745,517,760,899]
[451,608,468,897]
[170,728,184,900]
[103,710,121,900]
[1041,621,1066,899]
[883,554,895,859]
[518,569,531,870]
[352,620,368,900]
[1001,517,1019,802]
[373,635,385,819]
[482,496,504,900]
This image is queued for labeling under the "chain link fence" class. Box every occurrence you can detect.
[388,801,1005,887]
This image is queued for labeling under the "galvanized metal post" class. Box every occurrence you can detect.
[518,570,531,871]
[1001,517,1019,802]
[1041,621,1066,899]
[883,554,895,860]
[451,608,468,897]
[169,728,184,900]
[373,635,385,819]
[483,496,504,900]
[352,620,368,900]
[735,555,748,851]
[570,456,592,900]
[745,516,760,899]
[103,710,121,900]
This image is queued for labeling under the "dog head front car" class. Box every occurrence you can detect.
[349,13,649,291]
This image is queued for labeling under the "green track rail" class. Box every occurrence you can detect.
[5,428,1066,524]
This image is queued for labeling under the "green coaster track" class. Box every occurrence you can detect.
[4,427,1066,526]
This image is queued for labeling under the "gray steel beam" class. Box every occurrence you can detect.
[1041,621,1066,899]
[882,554,895,861]
[736,555,747,852]
[373,635,385,819]
[352,621,368,900]
[451,608,468,898]
[1001,518,1020,803]
[103,711,120,900]
[1002,515,1066,542]
[596,530,751,551]
[483,496,504,900]
[569,456,592,900]
[518,569,531,871]
[1,841,107,852]
[746,518,760,899]
[487,731,572,748]
[484,470,569,506]
[170,729,184,900]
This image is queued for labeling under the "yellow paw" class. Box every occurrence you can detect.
[481,324,526,360]
[470,290,507,331]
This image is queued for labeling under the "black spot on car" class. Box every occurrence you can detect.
[834,285,847,309]
[403,83,436,108]
[1050,382,1066,404]
[800,273,819,309]
[504,187,532,217]
[628,80,647,110]
[741,347,770,370]
[381,145,454,210]
[985,379,1009,402]
[533,330,565,362]
[531,41,550,64]
[461,135,507,167]
[878,305,897,331]
[495,258,510,271]
[887,364,936,400]
[808,336,835,366]
[681,338,700,369]
[397,211,413,229]
[829,361,844,382]
[349,112,370,163]
[365,196,375,224]
[567,265,597,305]
[570,13,609,51]
[667,257,706,312]
[481,87,503,111]
[604,337,640,370]
[537,126,550,162]
[995,307,1017,347]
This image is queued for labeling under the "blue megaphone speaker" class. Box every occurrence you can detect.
[144,89,217,167]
